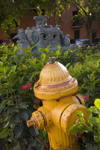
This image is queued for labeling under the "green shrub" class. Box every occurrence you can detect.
[0,45,50,150]
[69,98,100,150]
[68,51,100,107]
[0,44,100,149]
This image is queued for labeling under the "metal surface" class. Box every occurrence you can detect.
[34,61,78,100]
[27,59,88,150]
[48,57,55,64]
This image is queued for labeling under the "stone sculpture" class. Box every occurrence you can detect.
[64,34,70,46]
[13,15,78,55]
[13,29,32,55]
[34,15,48,27]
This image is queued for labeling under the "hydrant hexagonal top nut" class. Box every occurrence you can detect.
[48,57,55,64]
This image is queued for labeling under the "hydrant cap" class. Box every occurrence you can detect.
[34,57,78,100]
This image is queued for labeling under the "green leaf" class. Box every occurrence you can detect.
[0,67,4,73]
[44,45,50,53]
[69,124,91,133]
[29,127,37,137]
[0,118,3,123]
[64,50,69,57]
[41,53,46,61]
[32,57,37,66]
[88,114,93,127]
[0,61,3,65]
[88,116,100,127]
[86,106,98,114]
[76,111,85,123]
[22,64,27,70]
[54,50,61,56]
[14,125,23,138]
[90,73,95,81]
[11,65,17,72]
[4,66,9,74]
[12,114,20,123]
[93,79,100,88]
[14,46,18,54]
[94,134,100,142]
[94,99,100,109]
[19,110,28,121]
[4,121,9,128]
[38,48,44,52]
[65,63,70,68]
[0,128,9,138]
[57,45,61,50]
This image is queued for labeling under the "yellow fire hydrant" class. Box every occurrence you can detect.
[27,57,88,150]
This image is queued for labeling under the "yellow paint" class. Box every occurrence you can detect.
[34,61,78,100]
[27,58,88,150]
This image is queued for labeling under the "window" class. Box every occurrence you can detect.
[73,11,78,16]
[74,30,79,39]
[92,29,97,41]
[72,11,83,28]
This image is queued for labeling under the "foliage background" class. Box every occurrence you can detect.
[0,44,100,149]
[1,0,100,39]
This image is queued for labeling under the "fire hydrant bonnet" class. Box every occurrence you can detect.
[34,58,78,100]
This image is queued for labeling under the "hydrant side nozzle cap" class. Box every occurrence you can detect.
[27,118,36,127]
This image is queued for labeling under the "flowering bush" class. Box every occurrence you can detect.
[0,45,50,150]
[68,47,100,107]
[0,44,100,149]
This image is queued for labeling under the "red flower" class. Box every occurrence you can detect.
[85,96,89,101]
[86,49,88,51]
[79,50,81,52]
[82,95,89,101]
[21,83,32,91]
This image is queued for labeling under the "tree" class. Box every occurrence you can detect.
[72,0,100,40]
[0,0,34,37]
[32,0,70,24]
[0,0,70,37]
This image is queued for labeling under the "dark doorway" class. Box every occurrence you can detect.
[74,30,79,39]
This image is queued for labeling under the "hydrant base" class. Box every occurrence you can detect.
[47,125,80,150]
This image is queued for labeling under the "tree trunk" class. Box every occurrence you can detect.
[87,28,91,40]
[85,21,92,41]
